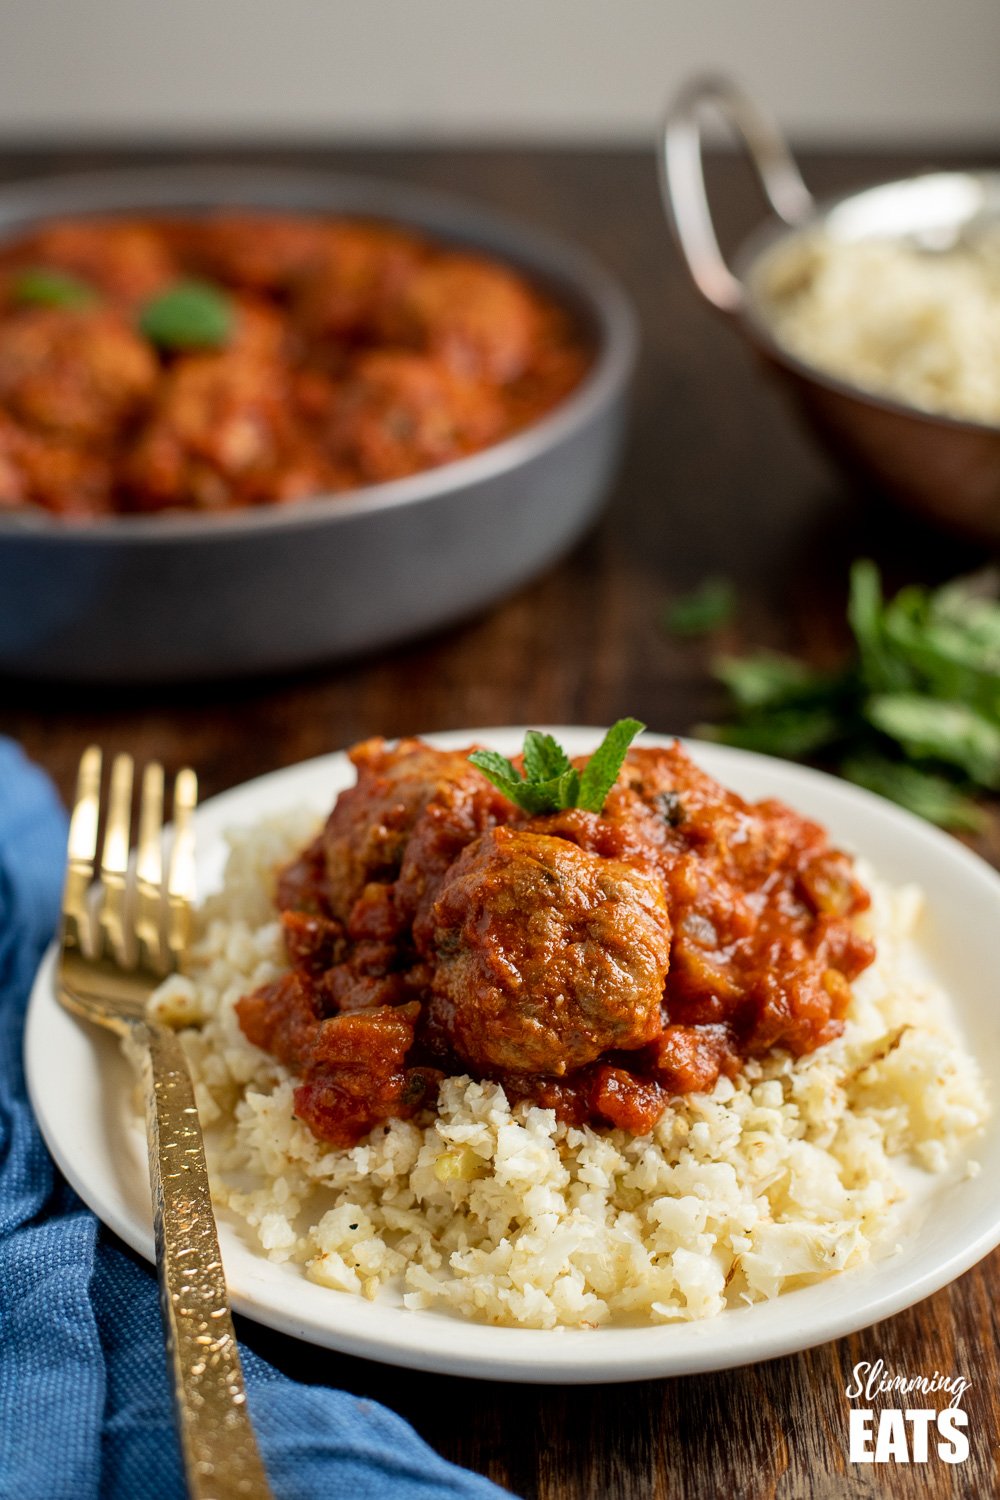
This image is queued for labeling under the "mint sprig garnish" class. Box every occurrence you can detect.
[138,280,234,351]
[11,267,99,310]
[521,730,572,783]
[469,719,645,815]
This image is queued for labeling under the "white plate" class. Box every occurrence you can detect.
[24,730,1000,1383]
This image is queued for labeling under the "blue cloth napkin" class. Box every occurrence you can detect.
[0,739,512,1500]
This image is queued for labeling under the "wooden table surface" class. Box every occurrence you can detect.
[3,144,998,1499]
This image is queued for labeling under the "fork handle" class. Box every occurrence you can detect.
[141,1021,274,1500]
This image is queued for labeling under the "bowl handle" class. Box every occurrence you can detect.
[660,74,814,314]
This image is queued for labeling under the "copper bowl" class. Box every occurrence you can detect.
[660,75,1000,542]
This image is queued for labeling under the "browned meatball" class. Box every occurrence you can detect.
[0,307,157,443]
[321,737,511,924]
[11,220,176,307]
[0,415,25,508]
[326,351,505,483]
[375,253,543,382]
[186,215,330,294]
[428,827,671,1076]
[0,413,114,516]
[227,296,294,361]
[124,351,333,511]
[293,222,428,343]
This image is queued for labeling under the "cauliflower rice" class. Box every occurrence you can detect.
[756,226,1000,425]
[144,808,989,1330]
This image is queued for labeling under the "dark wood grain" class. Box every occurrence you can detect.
[3,144,998,1499]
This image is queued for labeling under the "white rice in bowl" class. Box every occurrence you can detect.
[141,809,990,1330]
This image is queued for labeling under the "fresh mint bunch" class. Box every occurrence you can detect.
[469,720,645,815]
[701,560,1000,831]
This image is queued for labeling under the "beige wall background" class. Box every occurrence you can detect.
[0,0,997,144]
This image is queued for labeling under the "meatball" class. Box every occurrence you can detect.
[227,296,293,361]
[321,737,511,923]
[0,413,113,516]
[0,307,157,443]
[11,219,176,306]
[292,222,428,343]
[326,351,505,483]
[375,253,543,383]
[0,415,26,508]
[428,827,671,1076]
[186,214,330,294]
[124,351,333,511]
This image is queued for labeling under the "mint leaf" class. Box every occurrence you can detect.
[467,749,524,804]
[698,705,845,759]
[932,568,1000,647]
[139,280,234,351]
[522,731,572,783]
[11,266,98,310]
[533,767,581,812]
[664,578,735,637]
[848,559,912,693]
[469,721,641,815]
[882,605,1000,721]
[701,558,1000,832]
[713,652,845,712]
[577,718,645,812]
[467,750,580,815]
[841,752,985,832]
[864,694,1000,788]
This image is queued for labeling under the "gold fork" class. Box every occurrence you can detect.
[59,747,273,1500]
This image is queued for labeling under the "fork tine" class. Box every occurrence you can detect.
[63,745,102,954]
[166,768,198,971]
[99,752,134,966]
[135,762,165,974]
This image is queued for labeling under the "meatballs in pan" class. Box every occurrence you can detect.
[0,213,590,518]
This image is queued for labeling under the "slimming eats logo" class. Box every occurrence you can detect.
[846,1360,971,1465]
